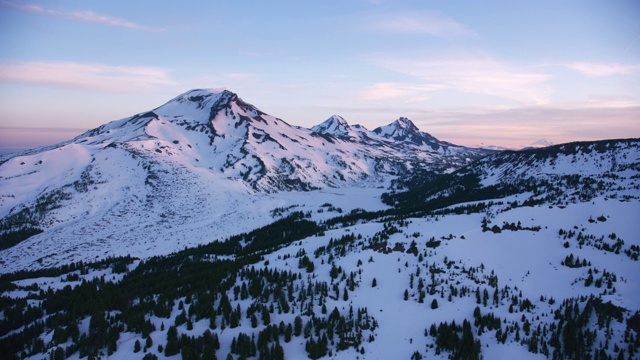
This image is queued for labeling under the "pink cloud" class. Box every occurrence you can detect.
[568,62,640,77]
[0,61,178,91]
[0,0,166,32]
[356,82,445,101]
[371,57,553,105]
[369,11,474,36]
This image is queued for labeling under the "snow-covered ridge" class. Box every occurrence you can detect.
[469,139,640,186]
[382,138,640,212]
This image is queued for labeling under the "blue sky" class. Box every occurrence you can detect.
[0,0,638,150]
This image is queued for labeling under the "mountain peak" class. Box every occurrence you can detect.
[311,115,358,139]
[160,88,236,110]
[372,117,446,148]
[373,117,420,139]
[531,138,554,147]
[392,117,419,132]
[328,114,349,126]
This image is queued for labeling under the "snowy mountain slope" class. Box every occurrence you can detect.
[384,138,640,210]
[0,153,391,273]
[0,89,491,273]
[1,191,638,359]
[469,139,639,185]
[244,198,640,359]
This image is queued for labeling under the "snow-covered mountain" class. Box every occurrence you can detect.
[0,88,490,272]
[18,88,487,192]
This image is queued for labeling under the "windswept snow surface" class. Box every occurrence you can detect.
[0,175,390,273]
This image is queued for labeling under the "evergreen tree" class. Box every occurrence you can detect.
[262,306,271,325]
[294,316,303,337]
[165,326,180,356]
[431,299,439,309]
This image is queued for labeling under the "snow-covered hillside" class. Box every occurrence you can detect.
[384,139,640,211]
[1,187,638,359]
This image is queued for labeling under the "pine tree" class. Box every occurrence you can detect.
[273,342,285,360]
[261,305,271,325]
[285,323,293,342]
[165,326,180,356]
[294,316,303,337]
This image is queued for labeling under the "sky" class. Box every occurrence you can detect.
[0,0,638,151]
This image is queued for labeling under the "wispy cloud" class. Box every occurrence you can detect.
[568,62,640,77]
[0,126,88,133]
[372,56,552,105]
[356,82,445,101]
[0,61,178,91]
[0,0,165,32]
[368,11,474,36]
[411,104,640,148]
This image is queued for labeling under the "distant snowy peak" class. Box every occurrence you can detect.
[374,117,418,136]
[517,138,556,151]
[532,138,553,146]
[311,115,360,140]
[477,144,513,151]
[373,117,440,146]
[527,138,555,149]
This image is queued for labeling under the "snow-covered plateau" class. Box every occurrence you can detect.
[0,89,639,360]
